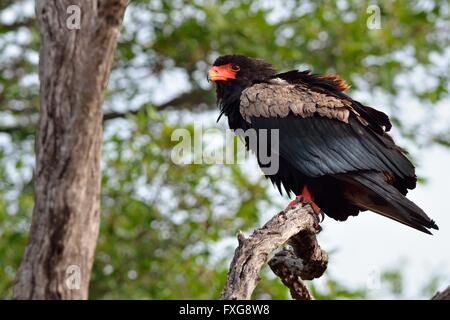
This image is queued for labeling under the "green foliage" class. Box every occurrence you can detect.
[0,0,449,299]
[381,269,404,296]
[91,108,274,299]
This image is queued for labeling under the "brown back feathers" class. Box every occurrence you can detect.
[239,80,352,123]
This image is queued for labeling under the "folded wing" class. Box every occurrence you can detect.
[240,81,417,192]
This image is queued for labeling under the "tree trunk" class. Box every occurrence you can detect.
[13,0,127,299]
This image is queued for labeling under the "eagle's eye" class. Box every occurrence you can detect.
[231,64,240,71]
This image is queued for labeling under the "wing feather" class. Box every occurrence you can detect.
[240,81,416,185]
[240,81,351,123]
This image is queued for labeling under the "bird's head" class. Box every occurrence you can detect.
[208,55,276,127]
[208,55,276,90]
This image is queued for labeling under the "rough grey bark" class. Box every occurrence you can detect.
[269,226,328,300]
[269,249,314,300]
[432,286,450,300]
[13,0,127,299]
[221,204,327,300]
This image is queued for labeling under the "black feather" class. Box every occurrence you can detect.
[251,114,415,182]
[337,172,438,234]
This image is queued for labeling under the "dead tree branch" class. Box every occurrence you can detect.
[221,203,328,300]
[432,286,450,300]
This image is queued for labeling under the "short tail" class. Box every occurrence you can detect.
[340,172,438,234]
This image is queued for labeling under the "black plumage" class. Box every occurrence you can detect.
[208,54,438,234]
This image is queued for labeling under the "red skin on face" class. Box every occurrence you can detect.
[208,64,238,81]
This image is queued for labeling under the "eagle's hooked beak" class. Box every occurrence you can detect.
[208,64,237,82]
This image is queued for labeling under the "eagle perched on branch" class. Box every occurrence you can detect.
[208,55,438,234]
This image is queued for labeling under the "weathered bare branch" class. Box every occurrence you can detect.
[432,286,450,300]
[269,248,314,300]
[221,203,327,300]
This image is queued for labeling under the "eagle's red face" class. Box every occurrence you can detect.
[208,55,276,86]
[207,63,240,82]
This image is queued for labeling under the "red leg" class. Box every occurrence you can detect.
[287,185,322,215]
[287,195,303,208]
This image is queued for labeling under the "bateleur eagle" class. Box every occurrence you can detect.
[208,54,438,234]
